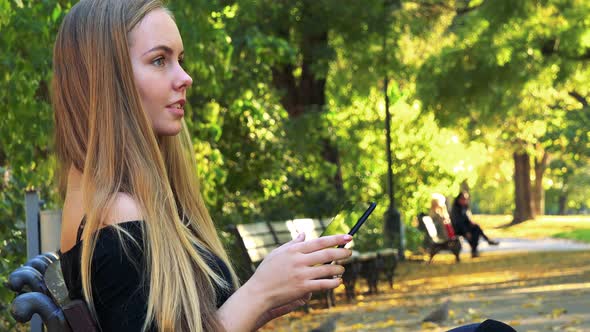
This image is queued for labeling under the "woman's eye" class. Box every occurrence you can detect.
[152,57,165,67]
[178,57,185,67]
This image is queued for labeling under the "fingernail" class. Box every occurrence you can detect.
[343,235,352,241]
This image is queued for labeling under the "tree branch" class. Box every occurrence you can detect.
[568,91,589,108]
[404,0,484,15]
[540,39,590,61]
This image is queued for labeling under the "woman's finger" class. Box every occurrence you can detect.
[303,277,342,292]
[306,263,345,280]
[302,248,352,265]
[286,232,306,244]
[295,234,352,254]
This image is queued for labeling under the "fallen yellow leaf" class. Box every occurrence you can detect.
[348,323,365,329]
[372,319,396,328]
[448,309,456,318]
[550,308,567,318]
[421,321,439,329]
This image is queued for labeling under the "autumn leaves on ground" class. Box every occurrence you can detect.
[261,215,590,331]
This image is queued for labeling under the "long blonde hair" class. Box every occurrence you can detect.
[52,1,238,330]
[430,193,450,219]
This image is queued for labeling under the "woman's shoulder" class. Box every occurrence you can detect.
[61,191,143,253]
[60,220,144,257]
[103,192,143,226]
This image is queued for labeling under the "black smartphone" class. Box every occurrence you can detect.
[321,201,377,248]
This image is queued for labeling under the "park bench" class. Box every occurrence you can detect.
[7,191,97,332]
[229,217,398,306]
[418,213,461,263]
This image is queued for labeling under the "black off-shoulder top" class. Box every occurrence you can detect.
[59,220,234,332]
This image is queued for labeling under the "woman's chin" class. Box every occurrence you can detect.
[154,124,182,137]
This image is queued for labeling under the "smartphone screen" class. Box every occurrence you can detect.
[321,201,377,241]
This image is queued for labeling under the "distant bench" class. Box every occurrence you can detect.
[418,213,461,263]
[228,218,397,307]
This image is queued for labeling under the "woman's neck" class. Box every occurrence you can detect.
[60,164,85,251]
[67,164,83,192]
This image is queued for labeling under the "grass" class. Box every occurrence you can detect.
[473,214,590,242]
[554,229,590,243]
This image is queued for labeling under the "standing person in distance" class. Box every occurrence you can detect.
[54,1,352,331]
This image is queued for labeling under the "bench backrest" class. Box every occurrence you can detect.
[289,218,330,240]
[420,215,439,239]
[25,191,63,259]
[233,218,329,269]
[23,191,64,332]
[234,222,277,265]
[231,216,361,274]
[17,191,98,332]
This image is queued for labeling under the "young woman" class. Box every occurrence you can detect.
[450,192,499,258]
[54,1,352,331]
[429,193,455,242]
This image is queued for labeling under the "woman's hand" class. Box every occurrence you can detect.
[253,293,311,330]
[246,233,352,309]
[217,233,352,332]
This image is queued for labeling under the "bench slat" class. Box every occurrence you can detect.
[236,223,273,235]
[241,234,276,250]
[290,218,323,239]
[247,246,277,263]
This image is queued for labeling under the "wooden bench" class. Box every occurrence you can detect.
[229,218,398,305]
[418,213,461,263]
[8,252,98,332]
[8,191,98,331]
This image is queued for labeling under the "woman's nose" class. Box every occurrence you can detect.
[174,66,193,90]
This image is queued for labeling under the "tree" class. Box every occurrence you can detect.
[416,0,590,223]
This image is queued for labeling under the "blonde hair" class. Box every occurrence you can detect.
[430,193,449,219]
[52,1,237,330]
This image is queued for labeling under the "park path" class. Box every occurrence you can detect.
[261,239,590,332]
[467,236,590,254]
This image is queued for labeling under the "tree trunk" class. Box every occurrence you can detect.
[270,9,344,197]
[513,151,534,224]
[532,149,548,216]
[558,192,567,215]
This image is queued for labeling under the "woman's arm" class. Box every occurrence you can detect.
[217,233,352,331]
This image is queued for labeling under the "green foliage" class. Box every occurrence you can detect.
[0,172,26,330]
[0,0,68,327]
[415,0,590,215]
[1,0,589,327]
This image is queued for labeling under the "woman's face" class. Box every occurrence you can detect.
[128,9,193,136]
[459,194,469,207]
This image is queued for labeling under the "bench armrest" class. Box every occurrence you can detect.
[11,292,71,332]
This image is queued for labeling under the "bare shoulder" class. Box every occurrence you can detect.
[104,193,143,225]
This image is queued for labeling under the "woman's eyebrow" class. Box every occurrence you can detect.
[142,45,184,56]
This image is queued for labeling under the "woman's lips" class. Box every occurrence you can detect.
[166,105,184,116]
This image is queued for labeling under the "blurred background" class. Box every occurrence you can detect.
[1,0,589,329]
